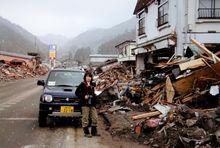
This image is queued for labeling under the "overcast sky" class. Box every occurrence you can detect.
[0,0,136,38]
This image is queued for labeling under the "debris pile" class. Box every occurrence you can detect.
[96,64,134,91]
[95,39,220,147]
[0,51,49,82]
[0,63,48,82]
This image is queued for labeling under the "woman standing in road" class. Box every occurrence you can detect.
[75,72,100,138]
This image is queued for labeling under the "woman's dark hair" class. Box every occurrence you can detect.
[83,72,93,82]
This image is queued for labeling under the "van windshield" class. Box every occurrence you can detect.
[47,71,84,87]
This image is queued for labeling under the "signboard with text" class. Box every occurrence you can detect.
[48,44,57,59]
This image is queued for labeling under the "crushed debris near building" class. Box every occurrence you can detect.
[94,39,220,147]
[0,63,48,82]
[0,51,48,82]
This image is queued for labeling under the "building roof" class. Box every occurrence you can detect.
[115,40,136,48]
[0,51,34,60]
[133,0,155,15]
[89,54,118,58]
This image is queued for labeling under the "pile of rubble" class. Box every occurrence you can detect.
[0,62,48,82]
[96,64,134,91]
[95,39,220,147]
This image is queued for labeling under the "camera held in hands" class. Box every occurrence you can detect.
[88,95,93,105]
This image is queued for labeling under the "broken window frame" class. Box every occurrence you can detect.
[138,11,146,36]
[198,0,220,19]
[158,0,169,27]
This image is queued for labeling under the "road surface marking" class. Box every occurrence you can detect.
[22,144,48,148]
[0,104,11,108]
[0,87,40,112]
[0,118,38,121]
[5,102,17,105]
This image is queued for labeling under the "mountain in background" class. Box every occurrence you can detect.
[63,17,136,58]
[0,15,136,64]
[73,30,136,65]
[0,16,48,58]
[98,29,135,55]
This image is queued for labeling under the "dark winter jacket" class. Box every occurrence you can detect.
[75,82,97,107]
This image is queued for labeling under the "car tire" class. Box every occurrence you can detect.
[38,114,47,127]
[74,118,82,128]
[48,116,55,128]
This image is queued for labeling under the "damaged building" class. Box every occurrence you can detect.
[92,0,220,147]
[133,0,220,75]
[0,51,39,69]
[0,51,48,82]
[115,40,137,72]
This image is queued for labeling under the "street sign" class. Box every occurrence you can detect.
[49,52,56,59]
[48,44,56,59]
[49,45,56,51]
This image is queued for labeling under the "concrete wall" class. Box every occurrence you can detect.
[136,54,146,75]
[118,43,136,62]
[185,0,220,43]
[134,0,220,75]
[136,1,175,48]
[135,0,220,54]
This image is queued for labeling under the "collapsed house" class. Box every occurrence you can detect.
[0,51,48,82]
[91,1,220,146]
[0,51,39,69]
[94,39,220,147]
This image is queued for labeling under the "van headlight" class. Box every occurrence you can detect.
[43,95,53,102]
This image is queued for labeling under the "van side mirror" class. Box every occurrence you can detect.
[37,80,45,86]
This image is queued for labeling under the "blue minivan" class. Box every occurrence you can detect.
[37,68,84,127]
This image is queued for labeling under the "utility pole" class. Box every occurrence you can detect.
[34,36,39,53]
[34,36,36,50]
[0,40,5,51]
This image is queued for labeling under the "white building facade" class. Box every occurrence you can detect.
[134,0,220,74]
[89,54,118,65]
[115,40,136,62]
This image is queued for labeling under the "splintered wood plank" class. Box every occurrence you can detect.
[191,39,220,62]
[166,76,175,103]
[181,90,208,103]
[179,58,206,71]
[151,83,165,91]
[173,62,220,95]
[132,111,161,120]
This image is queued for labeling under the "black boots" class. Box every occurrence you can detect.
[83,127,92,138]
[83,126,100,137]
[91,126,101,136]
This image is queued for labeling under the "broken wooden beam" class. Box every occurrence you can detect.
[132,111,161,120]
[201,58,220,77]
[191,38,220,62]
[173,62,220,95]
[181,90,208,103]
[179,58,206,71]
[166,76,175,103]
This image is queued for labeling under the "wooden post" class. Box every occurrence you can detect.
[191,38,220,62]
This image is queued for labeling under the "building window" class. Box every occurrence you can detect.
[198,0,220,19]
[158,0,169,27]
[138,11,145,36]
[123,47,127,56]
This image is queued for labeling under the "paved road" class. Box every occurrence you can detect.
[0,78,146,148]
[0,78,110,148]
